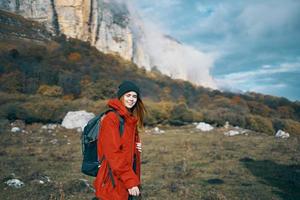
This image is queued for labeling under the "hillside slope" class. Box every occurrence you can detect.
[0,10,300,135]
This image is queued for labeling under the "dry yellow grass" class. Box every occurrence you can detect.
[0,124,299,199]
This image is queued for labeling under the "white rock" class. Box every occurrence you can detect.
[41,125,48,129]
[153,127,165,134]
[153,127,160,133]
[47,124,58,130]
[275,130,290,139]
[50,139,58,145]
[5,179,24,188]
[61,111,95,131]
[196,122,214,131]
[42,124,59,130]
[224,121,230,129]
[77,127,82,133]
[224,130,241,136]
[11,127,21,133]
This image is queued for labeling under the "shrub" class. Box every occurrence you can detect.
[68,52,81,62]
[20,98,74,123]
[272,118,300,135]
[80,80,117,100]
[0,72,22,92]
[247,101,272,117]
[245,115,274,134]
[144,100,171,125]
[37,85,63,97]
[203,108,246,127]
[0,96,74,123]
[282,119,300,135]
[0,102,27,121]
[169,103,194,125]
[0,119,9,133]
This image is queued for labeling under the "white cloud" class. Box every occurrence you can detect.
[215,61,300,94]
[220,62,300,81]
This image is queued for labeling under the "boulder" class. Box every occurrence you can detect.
[5,179,24,188]
[11,127,21,133]
[275,130,290,139]
[153,127,165,134]
[196,122,214,131]
[224,126,250,136]
[61,111,95,131]
[224,130,240,136]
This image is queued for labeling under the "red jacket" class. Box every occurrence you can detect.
[93,98,141,200]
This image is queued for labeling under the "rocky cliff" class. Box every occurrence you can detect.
[0,0,149,67]
[0,0,217,89]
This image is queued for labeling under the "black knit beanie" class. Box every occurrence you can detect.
[117,80,140,99]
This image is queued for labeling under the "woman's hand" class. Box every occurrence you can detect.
[136,142,142,153]
[128,186,140,196]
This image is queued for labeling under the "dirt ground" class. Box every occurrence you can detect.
[0,123,299,200]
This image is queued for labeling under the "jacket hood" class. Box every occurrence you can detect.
[107,98,138,123]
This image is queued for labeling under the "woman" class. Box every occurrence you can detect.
[93,80,146,200]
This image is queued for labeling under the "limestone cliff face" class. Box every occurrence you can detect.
[0,0,149,66]
[0,0,217,89]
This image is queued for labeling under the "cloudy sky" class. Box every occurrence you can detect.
[133,0,300,101]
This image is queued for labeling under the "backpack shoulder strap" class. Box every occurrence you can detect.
[104,109,125,137]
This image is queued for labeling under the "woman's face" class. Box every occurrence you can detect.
[122,91,138,109]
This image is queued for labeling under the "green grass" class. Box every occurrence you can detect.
[0,124,299,199]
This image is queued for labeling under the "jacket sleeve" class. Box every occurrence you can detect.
[100,112,140,189]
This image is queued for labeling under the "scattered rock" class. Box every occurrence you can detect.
[41,125,47,130]
[11,127,21,133]
[224,121,230,129]
[224,130,240,136]
[195,122,214,131]
[28,171,51,184]
[10,120,25,129]
[224,126,250,136]
[49,139,58,145]
[275,130,290,139]
[61,110,95,131]
[154,127,165,134]
[21,130,28,133]
[5,179,24,188]
[76,127,82,133]
[41,124,60,131]
[48,124,58,129]
[144,127,165,134]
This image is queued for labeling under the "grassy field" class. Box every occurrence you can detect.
[0,123,299,200]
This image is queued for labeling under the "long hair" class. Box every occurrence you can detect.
[120,96,147,129]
